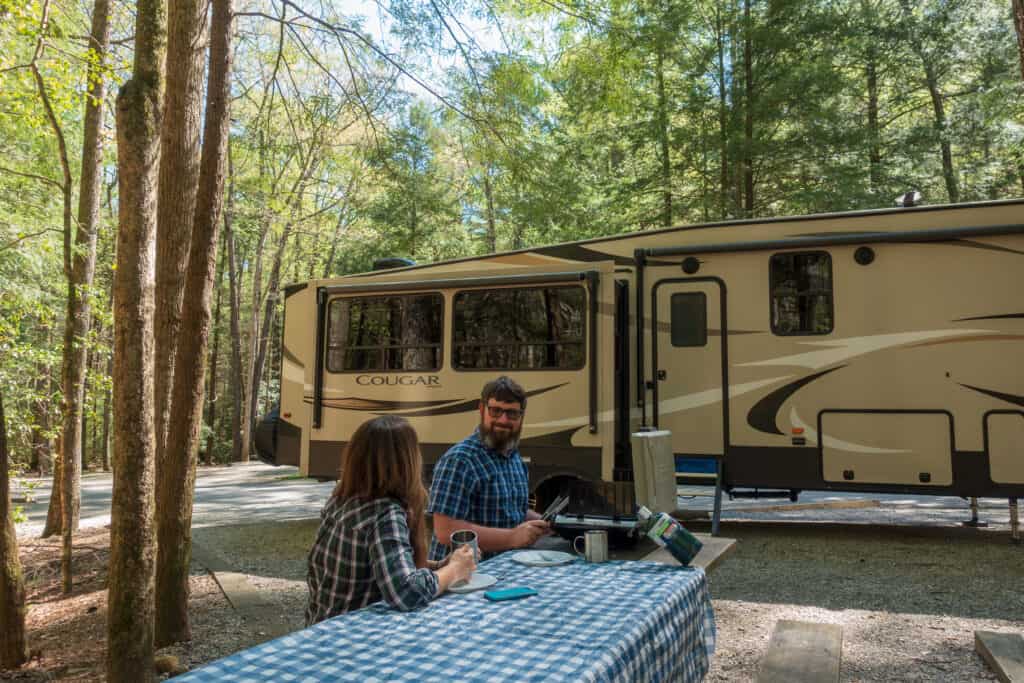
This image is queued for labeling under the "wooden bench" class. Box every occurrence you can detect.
[756,620,843,683]
[976,631,1024,682]
[641,533,736,574]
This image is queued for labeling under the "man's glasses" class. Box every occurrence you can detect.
[486,405,523,421]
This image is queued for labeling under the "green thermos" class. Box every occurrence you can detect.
[637,505,703,566]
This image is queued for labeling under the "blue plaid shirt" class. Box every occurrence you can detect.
[427,429,530,562]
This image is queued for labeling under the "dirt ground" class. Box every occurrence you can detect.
[1,527,250,682]
[2,520,1022,681]
[192,519,1024,682]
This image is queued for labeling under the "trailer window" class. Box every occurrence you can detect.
[326,293,443,372]
[770,251,833,335]
[452,286,585,370]
[670,292,707,347]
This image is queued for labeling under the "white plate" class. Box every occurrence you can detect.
[447,572,498,594]
[510,550,575,567]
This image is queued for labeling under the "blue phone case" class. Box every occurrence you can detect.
[484,586,538,601]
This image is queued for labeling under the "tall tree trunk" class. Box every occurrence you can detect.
[900,0,958,203]
[58,0,110,594]
[107,0,165,675]
[322,173,360,278]
[41,443,62,538]
[204,241,225,466]
[654,43,672,227]
[715,6,730,219]
[153,0,207,463]
[482,168,497,252]
[1,391,29,669]
[154,0,233,646]
[742,0,755,217]
[240,220,268,463]
[225,164,245,463]
[88,349,98,465]
[81,355,90,470]
[860,0,884,194]
[101,354,112,472]
[865,59,881,191]
[921,61,959,203]
[323,211,345,278]
[1013,0,1024,82]
[249,221,293,435]
[30,370,52,476]
[29,0,85,591]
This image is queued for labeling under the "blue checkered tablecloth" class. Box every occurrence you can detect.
[176,554,716,682]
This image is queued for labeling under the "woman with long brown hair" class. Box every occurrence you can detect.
[306,416,476,624]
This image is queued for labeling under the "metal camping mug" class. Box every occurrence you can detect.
[449,529,480,588]
[450,529,480,563]
[573,530,608,563]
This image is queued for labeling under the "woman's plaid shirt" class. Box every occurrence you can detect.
[306,496,438,625]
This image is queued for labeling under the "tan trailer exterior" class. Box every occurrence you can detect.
[268,198,1024,506]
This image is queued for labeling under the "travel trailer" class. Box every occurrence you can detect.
[257,198,1024,532]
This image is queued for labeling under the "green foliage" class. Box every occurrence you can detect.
[3,0,1022,461]
[364,103,463,261]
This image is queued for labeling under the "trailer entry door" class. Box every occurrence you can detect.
[651,279,727,478]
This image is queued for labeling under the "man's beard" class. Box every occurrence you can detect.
[479,421,522,453]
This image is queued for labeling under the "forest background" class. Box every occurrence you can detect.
[0,0,1022,676]
[3,0,1024,479]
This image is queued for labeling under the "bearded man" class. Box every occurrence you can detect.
[427,376,551,562]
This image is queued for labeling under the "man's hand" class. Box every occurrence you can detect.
[511,520,551,548]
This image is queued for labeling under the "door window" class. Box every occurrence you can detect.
[670,292,708,347]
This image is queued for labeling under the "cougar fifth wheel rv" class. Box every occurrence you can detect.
[256,198,1024,535]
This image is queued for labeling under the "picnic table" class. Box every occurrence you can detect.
[176,551,716,682]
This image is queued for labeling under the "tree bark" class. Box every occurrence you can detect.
[57,0,111,594]
[107,0,165,675]
[862,0,882,195]
[154,0,233,646]
[204,240,225,466]
[1,391,29,669]
[866,56,881,192]
[28,0,87,591]
[482,168,497,252]
[41,445,62,538]
[30,370,52,476]
[742,0,755,217]
[249,219,295,436]
[654,42,672,228]
[899,0,958,203]
[240,221,267,463]
[1013,0,1024,82]
[224,162,245,463]
[921,59,958,203]
[715,6,730,219]
[153,0,207,463]
[322,173,360,278]
[101,353,112,471]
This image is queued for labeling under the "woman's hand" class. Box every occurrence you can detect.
[434,545,477,595]
[447,545,477,584]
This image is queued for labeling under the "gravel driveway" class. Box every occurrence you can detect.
[193,517,1022,682]
[14,462,1022,681]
